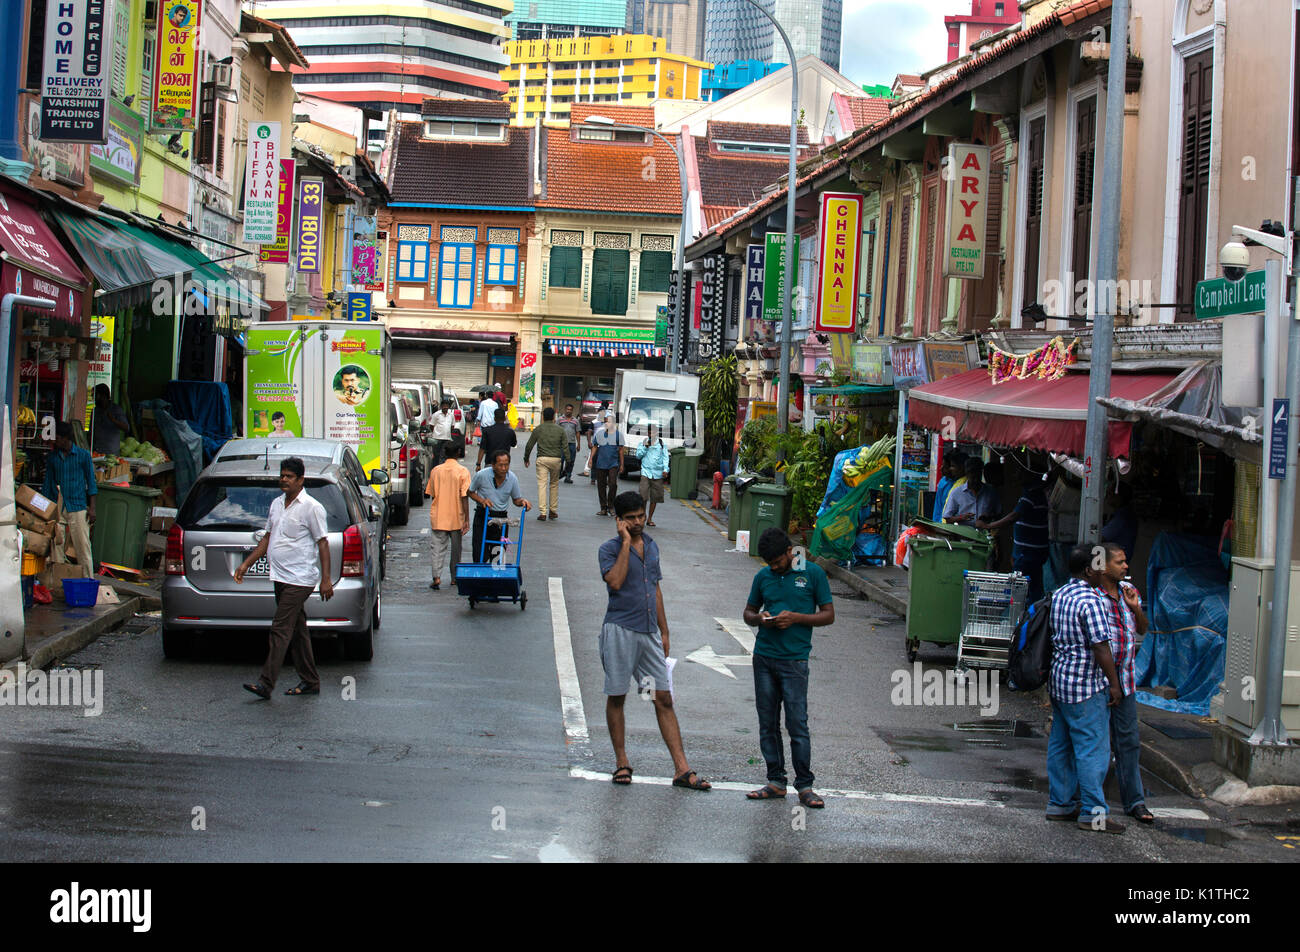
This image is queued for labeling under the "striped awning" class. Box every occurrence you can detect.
[545,339,664,358]
[52,209,191,313]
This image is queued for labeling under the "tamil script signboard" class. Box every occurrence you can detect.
[814,192,863,332]
[151,0,202,132]
[40,0,116,142]
[942,143,990,279]
[763,232,799,323]
[242,121,280,244]
[1195,270,1267,320]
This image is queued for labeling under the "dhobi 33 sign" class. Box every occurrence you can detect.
[296,178,324,274]
[943,143,990,280]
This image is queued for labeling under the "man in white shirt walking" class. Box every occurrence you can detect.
[429,396,457,465]
[477,385,501,432]
[235,457,333,698]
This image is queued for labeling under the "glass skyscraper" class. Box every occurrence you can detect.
[509,0,628,40]
[704,0,842,70]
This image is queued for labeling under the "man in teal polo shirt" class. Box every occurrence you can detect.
[742,527,835,809]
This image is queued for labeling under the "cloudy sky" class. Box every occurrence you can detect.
[838,0,953,88]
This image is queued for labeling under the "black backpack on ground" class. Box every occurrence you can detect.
[1007,594,1053,691]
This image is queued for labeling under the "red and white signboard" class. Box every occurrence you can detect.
[814,191,864,332]
[943,143,990,280]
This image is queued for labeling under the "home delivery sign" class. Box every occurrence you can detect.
[943,143,990,280]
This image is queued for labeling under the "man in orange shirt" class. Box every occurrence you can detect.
[425,439,471,591]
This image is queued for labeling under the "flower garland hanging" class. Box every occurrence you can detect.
[988,336,1078,385]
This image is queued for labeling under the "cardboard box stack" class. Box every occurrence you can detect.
[17,486,58,570]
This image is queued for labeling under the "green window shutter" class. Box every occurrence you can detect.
[592,249,629,315]
[549,246,580,288]
[638,251,671,292]
[111,0,130,99]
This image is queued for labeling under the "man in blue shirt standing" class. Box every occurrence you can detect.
[599,491,709,791]
[743,528,835,809]
[43,422,98,577]
[635,423,670,527]
[592,412,625,517]
[931,451,965,522]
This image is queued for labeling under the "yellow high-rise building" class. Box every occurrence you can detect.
[501,34,711,127]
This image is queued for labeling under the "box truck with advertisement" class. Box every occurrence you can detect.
[243,320,394,510]
[614,369,701,476]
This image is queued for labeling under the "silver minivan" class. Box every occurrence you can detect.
[161,457,383,662]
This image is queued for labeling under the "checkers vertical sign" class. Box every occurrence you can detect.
[943,143,990,279]
[814,192,863,332]
[242,122,281,244]
[40,0,116,142]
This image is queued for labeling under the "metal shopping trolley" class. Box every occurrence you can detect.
[956,571,1028,671]
[454,512,526,610]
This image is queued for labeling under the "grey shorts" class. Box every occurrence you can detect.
[599,622,669,695]
[639,475,665,503]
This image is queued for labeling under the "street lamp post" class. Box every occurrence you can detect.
[582,116,689,374]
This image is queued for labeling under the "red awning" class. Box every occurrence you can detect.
[907,368,1178,458]
[0,181,87,327]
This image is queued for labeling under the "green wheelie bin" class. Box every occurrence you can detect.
[92,483,162,570]
[726,475,769,541]
[747,482,794,556]
[903,517,992,662]
[668,448,699,499]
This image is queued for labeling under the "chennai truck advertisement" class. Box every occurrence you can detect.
[245,325,303,440]
[322,326,384,478]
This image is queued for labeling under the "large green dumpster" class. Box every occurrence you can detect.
[92,483,161,569]
[747,482,794,556]
[904,517,992,661]
[669,449,698,499]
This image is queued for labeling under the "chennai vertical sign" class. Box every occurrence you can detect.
[943,143,990,279]
[814,192,863,333]
[152,0,202,132]
[40,0,116,142]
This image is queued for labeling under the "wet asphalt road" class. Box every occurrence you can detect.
[0,449,1292,863]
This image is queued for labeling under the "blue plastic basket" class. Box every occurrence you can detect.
[61,577,100,607]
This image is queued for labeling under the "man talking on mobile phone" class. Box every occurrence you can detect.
[598,491,709,791]
[742,528,834,809]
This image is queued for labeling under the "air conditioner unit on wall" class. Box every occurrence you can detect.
[210,63,233,89]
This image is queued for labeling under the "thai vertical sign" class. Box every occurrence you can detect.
[295,177,324,274]
[40,0,116,142]
[943,143,990,279]
[763,232,798,323]
[743,244,764,329]
[242,122,281,244]
[152,0,201,132]
[259,158,295,263]
[814,192,863,332]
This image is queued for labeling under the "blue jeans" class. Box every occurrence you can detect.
[1109,692,1146,812]
[561,442,578,479]
[753,654,813,790]
[1013,555,1045,605]
[1047,690,1111,818]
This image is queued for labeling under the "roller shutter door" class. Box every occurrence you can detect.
[435,351,490,395]
[392,346,435,379]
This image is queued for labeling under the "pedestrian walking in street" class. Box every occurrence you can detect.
[592,412,625,516]
[977,479,1050,603]
[429,396,457,467]
[635,423,670,526]
[467,449,531,563]
[475,415,518,472]
[580,412,596,482]
[43,422,97,578]
[557,404,581,483]
[599,491,710,791]
[1089,541,1154,824]
[1045,544,1126,833]
[235,457,329,699]
[742,528,834,809]
[476,385,501,431]
[942,456,999,526]
[425,440,471,590]
[523,406,572,521]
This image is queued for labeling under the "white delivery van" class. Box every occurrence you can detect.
[244,320,394,507]
[614,369,702,475]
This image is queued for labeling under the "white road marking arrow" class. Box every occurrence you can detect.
[685,618,757,678]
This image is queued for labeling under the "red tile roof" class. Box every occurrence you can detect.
[844,96,892,129]
[697,0,1111,245]
[420,98,513,120]
[693,137,790,209]
[706,121,810,146]
[541,104,682,215]
[388,121,534,206]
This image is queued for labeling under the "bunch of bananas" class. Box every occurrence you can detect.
[842,434,895,482]
[16,406,36,426]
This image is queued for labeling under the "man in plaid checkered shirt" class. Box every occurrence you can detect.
[1046,544,1125,833]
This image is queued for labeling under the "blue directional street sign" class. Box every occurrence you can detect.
[1270,398,1289,480]
[346,292,372,321]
